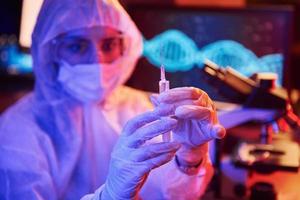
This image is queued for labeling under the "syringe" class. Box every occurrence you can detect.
[159,65,172,142]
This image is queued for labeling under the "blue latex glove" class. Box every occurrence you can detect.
[101,108,181,199]
[151,87,226,166]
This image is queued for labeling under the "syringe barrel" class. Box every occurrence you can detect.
[159,81,170,93]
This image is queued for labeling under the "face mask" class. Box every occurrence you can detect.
[57,61,121,103]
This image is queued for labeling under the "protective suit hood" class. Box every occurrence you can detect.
[31,0,143,103]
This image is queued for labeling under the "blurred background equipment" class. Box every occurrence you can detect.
[126,4,294,97]
[0,1,34,111]
[202,59,287,108]
[0,0,34,77]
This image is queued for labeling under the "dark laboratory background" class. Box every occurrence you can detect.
[1,0,300,199]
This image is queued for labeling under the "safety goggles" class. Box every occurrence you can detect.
[53,33,126,64]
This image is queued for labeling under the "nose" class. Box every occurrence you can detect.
[96,49,106,63]
[87,43,103,64]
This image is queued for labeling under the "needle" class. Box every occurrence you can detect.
[159,65,171,142]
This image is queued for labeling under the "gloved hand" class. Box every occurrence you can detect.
[151,87,226,167]
[101,108,181,199]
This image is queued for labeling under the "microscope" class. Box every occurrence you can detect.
[203,59,300,199]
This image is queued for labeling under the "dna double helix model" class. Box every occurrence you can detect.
[143,29,283,85]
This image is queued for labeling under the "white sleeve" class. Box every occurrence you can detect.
[139,153,214,200]
[80,185,105,200]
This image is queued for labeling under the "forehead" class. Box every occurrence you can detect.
[59,26,121,39]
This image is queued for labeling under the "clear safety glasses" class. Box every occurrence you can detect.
[53,34,126,64]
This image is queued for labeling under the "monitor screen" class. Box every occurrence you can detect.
[126,5,293,99]
[0,0,42,76]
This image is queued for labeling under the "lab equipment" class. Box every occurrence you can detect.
[159,65,172,142]
[202,59,287,109]
[126,5,295,93]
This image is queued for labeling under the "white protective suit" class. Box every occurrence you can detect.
[0,0,213,199]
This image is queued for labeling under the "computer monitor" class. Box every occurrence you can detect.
[0,0,41,76]
[125,5,294,99]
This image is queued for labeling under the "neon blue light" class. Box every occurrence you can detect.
[143,29,284,85]
[143,30,200,72]
[200,40,259,69]
[3,44,33,74]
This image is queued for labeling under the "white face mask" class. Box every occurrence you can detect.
[57,61,120,103]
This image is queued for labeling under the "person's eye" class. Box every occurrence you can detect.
[100,38,121,53]
[67,42,88,54]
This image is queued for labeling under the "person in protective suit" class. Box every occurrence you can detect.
[0,0,226,199]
